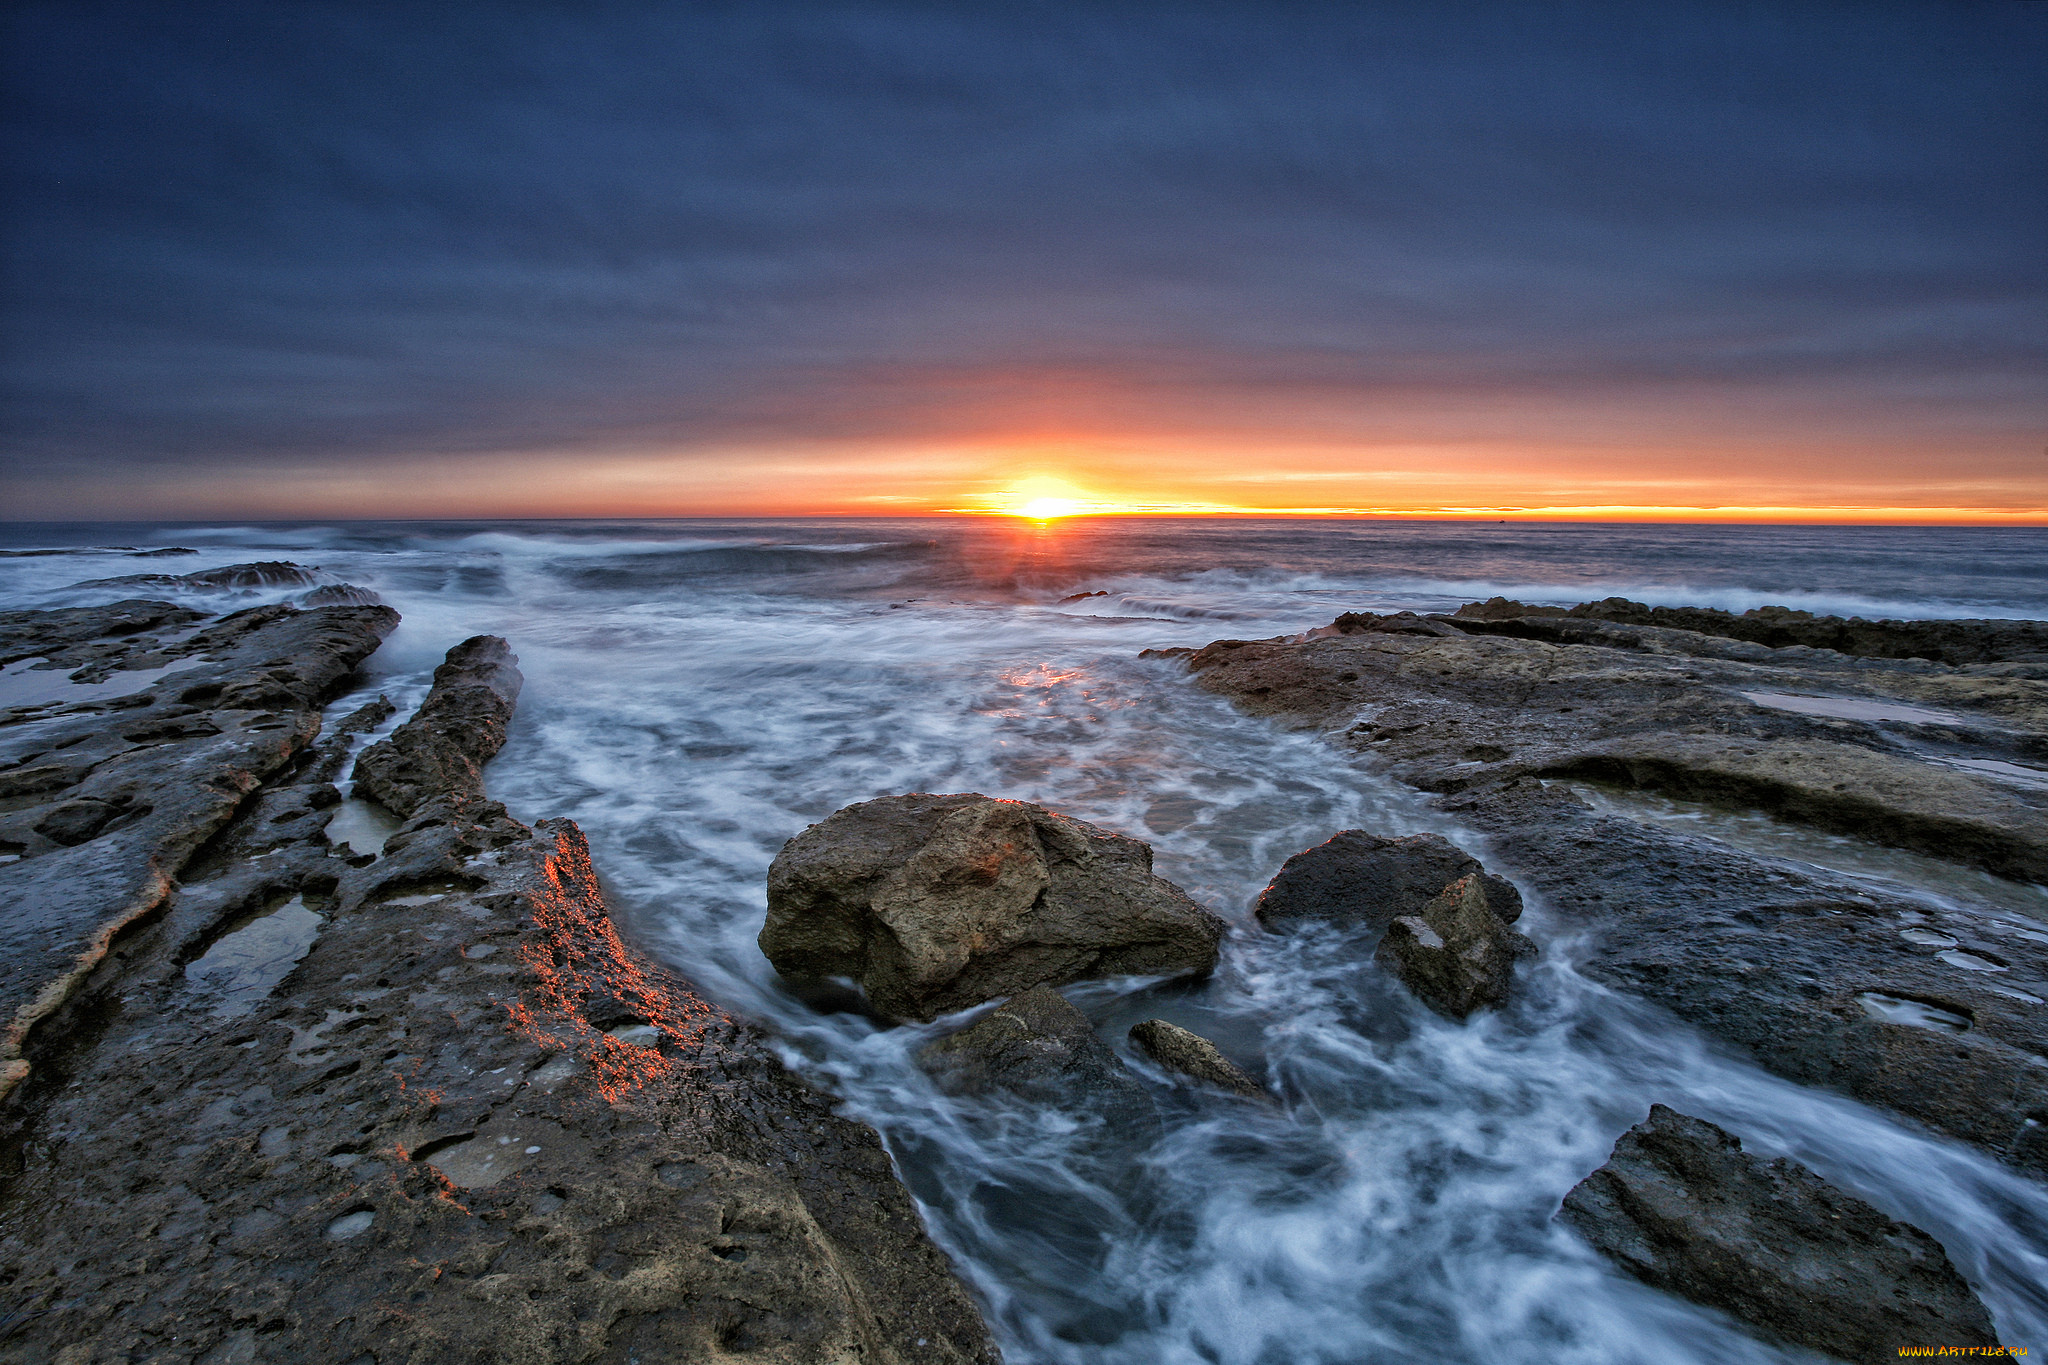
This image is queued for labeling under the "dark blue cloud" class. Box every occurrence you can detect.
[2,1,2043,482]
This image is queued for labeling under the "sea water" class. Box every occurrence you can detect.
[3,518,2046,1361]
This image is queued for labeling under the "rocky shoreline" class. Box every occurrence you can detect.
[1126,598,2043,1359]
[1160,600,2048,1175]
[2,577,2041,1362]
[0,592,998,1363]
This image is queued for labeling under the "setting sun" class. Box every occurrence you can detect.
[1015,497,1081,520]
[978,476,1110,520]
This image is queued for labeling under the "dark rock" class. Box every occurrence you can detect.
[0,598,205,669]
[0,601,399,1099]
[1466,779,2048,1173]
[1560,1105,1997,1362]
[1326,610,1465,638]
[921,984,1155,1132]
[30,797,128,846]
[762,792,1224,1021]
[183,560,320,589]
[10,599,392,697]
[1451,596,1571,621]
[1254,829,1522,935]
[71,559,323,593]
[116,710,221,743]
[351,635,521,818]
[190,783,343,867]
[331,694,396,734]
[0,814,1001,1365]
[1374,874,1535,1018]
[0,765,77,800]
[1455,596,2048,666]
[296,694,398,786]
[1449,595,2048,667]
[1059,589,1111,603]
[1128,1018,1268,1099]
[298,582,385,607]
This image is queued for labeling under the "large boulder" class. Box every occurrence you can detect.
[919,984,1154,1135]
[761,793,1225,1021]
[1254,829,1522,934]
[1560,1105,1997,1363]
[1375,874,1535,1018]
[1128,1018,1268,1100]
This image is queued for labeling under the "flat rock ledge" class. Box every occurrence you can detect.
[0,607,999,1364]
[761,793,1225,1021]
[1454,596,2048,667]
[1174,601,2048,1173]
[0,600,399,1101]
[1560,1105,1998,1363]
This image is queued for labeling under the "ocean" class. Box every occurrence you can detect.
[4,517,2046,1362]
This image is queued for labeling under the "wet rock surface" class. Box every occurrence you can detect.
[71,559,324,593]
[920,985,1156,1134]
[1127,1018,1268,1099]
[0,600,398,1098]
[1180,611,2046,880]
[297,582,386,607]
[1374,874,1535,1018]
[761,793,1225,1021]
[350,633,522,818]
[1560,1105,1997,1363]
[0,598,206,673]
[1176,602,2048,1171]
[0,606,1000,1364]
[1254,829,1522,933]
[1447,779,2048,1171]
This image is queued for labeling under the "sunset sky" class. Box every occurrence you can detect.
[2,2,2043,523]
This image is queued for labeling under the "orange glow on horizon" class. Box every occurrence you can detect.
[948,477,2048,527]
[8,432,2043,525]
[954,501,2048,525]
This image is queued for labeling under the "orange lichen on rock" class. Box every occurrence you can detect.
[505,820,720,1101]
[581,1031,674,1104]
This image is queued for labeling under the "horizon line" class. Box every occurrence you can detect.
[3,508,2046,529]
